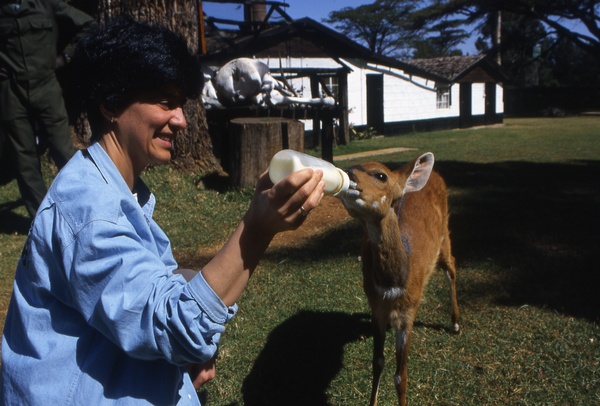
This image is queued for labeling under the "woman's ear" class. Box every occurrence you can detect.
[99,104,115,122]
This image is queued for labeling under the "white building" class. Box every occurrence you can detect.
[202,11,506,160]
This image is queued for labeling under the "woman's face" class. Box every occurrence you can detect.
[114,86,187,173]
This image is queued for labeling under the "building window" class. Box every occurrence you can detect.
[436,85,450,109]
[323,75,338,98]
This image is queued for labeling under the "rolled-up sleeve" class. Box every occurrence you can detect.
[186,272,238,325]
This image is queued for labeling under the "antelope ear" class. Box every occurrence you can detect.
[404,152,434,193]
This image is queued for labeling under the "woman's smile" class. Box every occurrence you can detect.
[155,133,175,150]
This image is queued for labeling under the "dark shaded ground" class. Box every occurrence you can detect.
[434,159,600,322]
[0,199,30,235]
[238,311,371,406]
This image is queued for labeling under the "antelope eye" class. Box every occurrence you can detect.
[374,172,387,182]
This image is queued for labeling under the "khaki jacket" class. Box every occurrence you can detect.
[0,0,96,116]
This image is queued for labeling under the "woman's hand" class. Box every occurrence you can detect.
[187,358,216,389]
[200,167,325,306]
[244,168,325,238]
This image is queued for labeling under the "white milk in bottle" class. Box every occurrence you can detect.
[268,149,355,197]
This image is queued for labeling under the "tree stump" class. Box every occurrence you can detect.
[228,118,304,188]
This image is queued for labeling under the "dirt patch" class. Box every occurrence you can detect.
[268,196,352,250]
[176,196,353,269]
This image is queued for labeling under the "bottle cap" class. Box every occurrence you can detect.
[332,168,351,197]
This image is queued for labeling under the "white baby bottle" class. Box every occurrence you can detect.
[268,149,355,197]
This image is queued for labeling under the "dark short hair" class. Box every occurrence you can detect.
[72,15,202,140]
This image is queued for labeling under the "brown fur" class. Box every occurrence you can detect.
[341,153,459,406]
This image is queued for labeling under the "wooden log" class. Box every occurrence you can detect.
[228,117,304,187]
[320,114,334,163]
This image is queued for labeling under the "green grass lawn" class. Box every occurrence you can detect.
[1,117,599,405]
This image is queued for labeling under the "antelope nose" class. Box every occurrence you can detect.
[346,168,356,181]
[345,169,361,194]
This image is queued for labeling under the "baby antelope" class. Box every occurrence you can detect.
[340,153,459,406]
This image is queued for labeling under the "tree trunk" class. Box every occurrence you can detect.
[76,0,222,174]
[228,118,304,188]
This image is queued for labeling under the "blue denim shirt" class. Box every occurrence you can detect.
[1,142,237,405]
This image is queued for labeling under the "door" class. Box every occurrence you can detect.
[459,82,472,128]
[366,74,384,135]
[485,82,497,124]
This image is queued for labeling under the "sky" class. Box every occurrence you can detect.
[203,0,369,22]
[202,1,591,56]
[202,0,481,54]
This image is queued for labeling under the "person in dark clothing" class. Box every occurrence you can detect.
[0,0,97,218]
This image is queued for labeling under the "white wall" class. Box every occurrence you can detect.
[496,84,504,114]
[343,59,463,128]
[251,56,504,128]
[472,83,485,116]
[473,83,505,116]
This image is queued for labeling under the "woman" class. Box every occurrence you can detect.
[1,16,325,405]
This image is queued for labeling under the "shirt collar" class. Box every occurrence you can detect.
[86,142,155,218]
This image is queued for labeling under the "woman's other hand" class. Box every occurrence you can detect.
[186,357,216,389]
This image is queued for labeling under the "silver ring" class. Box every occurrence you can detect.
[299,206,309,217]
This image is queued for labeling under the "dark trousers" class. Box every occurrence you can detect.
[1,75,76,218]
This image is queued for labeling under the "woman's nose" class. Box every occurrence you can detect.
[171,107,187,130]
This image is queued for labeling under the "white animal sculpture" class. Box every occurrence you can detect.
[202,58,335,108]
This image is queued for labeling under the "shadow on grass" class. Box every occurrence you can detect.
[0,199,30,235]
[266,221,363,263]
[239,310,371,406]
[435,159,600,322]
